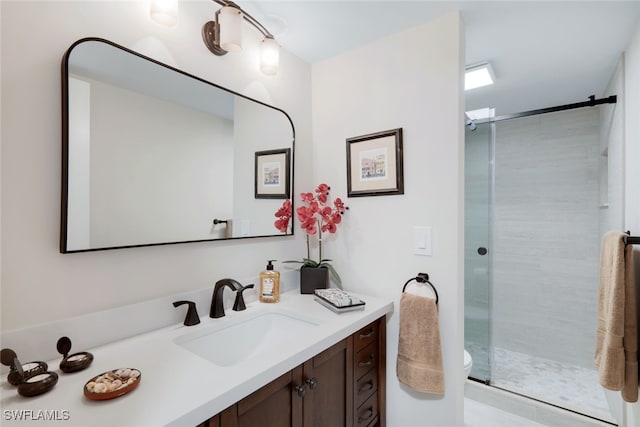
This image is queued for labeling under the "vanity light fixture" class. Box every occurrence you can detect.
[150,0,280,75]
[465,62,495,90]
[202,0,280,75]
[149,0,179,28]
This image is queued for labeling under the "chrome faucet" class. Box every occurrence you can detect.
[210,278,254,318]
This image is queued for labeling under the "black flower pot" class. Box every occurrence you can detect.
[300,266,329,294]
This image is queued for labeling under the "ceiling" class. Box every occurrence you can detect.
[239,0,640,116]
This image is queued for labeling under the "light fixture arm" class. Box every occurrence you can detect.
[203,0,275,56]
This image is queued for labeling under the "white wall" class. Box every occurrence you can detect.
[0,1,312,331]
[625,24,640,234]
[67,77,92,249]
[232,97,293,237]
[623,19,640,427]
[312,11,465,427]
[87,77,234,246]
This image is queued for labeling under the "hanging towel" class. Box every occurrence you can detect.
[396,292,444,394]
[595,231,638,403]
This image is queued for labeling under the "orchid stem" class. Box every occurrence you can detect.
[318,219,323,263]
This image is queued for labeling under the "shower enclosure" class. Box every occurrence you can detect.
[464,100,620,423]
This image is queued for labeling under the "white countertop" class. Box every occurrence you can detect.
[0,292,393,426]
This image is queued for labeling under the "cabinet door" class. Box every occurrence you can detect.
[221,367,304,427]
[199,415,219,427]
[303,337,354,427]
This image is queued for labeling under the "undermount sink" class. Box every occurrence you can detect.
[174,311,318,366]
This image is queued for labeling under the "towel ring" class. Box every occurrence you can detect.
[402,272,439,305]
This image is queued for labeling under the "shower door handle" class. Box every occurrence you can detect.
[477,247,488,256]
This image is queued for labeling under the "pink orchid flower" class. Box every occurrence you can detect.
[273,183,348,285]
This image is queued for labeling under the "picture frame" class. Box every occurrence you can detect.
[346,128,404,197]
[255,148,291,199]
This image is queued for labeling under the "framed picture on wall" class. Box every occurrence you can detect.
[346,128,404,197]
[255,148,291,199]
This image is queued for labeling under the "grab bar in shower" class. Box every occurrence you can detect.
[402,273,439,305]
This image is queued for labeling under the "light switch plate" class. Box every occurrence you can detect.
[413,226,432,256]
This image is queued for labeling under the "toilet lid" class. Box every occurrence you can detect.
[464,350,472,368]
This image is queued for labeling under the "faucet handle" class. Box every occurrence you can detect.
[233,284,255,312]
[173,300,201,326]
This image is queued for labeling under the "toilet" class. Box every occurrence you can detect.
[464,350,473,381]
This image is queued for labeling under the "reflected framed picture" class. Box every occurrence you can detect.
[346,128,404,197]
[255,148,291,199]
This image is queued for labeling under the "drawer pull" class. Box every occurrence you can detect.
[294,384,306,398]
[359,328,375,339]
[358,408,373,423]
[358,380,374,394]
[358,354,374,367]
[306,377,318,390]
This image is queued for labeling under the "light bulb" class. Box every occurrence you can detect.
[260,37,279,75]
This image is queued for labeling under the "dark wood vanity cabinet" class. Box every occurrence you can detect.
[220,366,305,427]
[303,336,354,427]
[203,316,386,427]
[352,318,385,427]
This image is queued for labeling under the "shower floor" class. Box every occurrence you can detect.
[490,347,615,423]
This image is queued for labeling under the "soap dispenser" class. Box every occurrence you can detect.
[259,260,280,303]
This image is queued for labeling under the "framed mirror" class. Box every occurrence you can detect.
[61,38,294,253]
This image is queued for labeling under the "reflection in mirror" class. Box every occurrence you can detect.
[61,38,294,253]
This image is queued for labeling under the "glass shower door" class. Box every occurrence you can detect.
[464,121,493,382]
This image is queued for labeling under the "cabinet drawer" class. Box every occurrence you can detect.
[355,321,378,352]
[355,367,378,408]
[356,393,378,427]
[355,341,378,380]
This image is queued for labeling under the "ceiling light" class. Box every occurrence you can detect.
[465,62,495,90]
[465,108,495,121]
[150,0,179,27]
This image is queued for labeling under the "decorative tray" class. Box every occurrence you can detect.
[314,289,366,313]
[83,368,141,401]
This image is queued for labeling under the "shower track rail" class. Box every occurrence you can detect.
[473,95,617,125]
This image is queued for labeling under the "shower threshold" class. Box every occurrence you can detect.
[465,379,617,427]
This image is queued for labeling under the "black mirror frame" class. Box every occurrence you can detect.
[60,37,295,253]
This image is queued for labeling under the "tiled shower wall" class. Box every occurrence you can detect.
[492,108,601,368]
